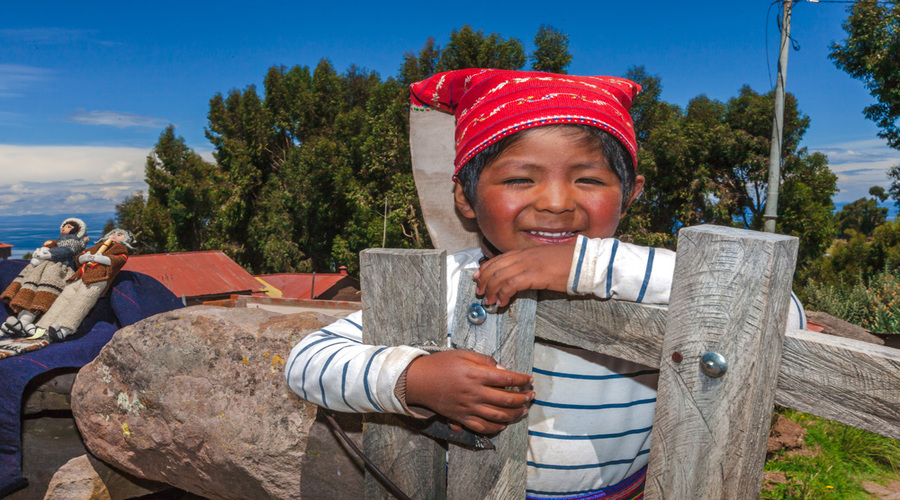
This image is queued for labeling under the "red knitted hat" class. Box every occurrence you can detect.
[409,68,641,176]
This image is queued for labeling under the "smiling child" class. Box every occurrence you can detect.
[288,69,752,498]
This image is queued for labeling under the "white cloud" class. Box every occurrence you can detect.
[0,64,53,97]
[65,110,168,129]
[810,139,900,204]
[65,193,89,204]
[101,160,141,183]
[0,145,149,215]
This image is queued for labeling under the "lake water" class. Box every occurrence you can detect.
[0,213,116,260]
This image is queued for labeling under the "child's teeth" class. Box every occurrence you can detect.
[532,231,573,237]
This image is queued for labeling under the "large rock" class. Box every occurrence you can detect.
[807,310,884,345]
[43,454,169,500]
[71,306,364,499]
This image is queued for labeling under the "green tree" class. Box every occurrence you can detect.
[111,192,148,252]
[437,25,525,71]
[778,150,838,269]
[144,125,221,254]
[399,37,440,86]
[530,24,572,74]
[622,76,833,269]
[889,164,900,210]
[835,193,889,238]
[830,0,900,150]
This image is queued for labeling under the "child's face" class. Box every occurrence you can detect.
[454,127,644,254]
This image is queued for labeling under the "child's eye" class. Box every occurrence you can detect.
[576,178,606,186]
[503,178,533,185]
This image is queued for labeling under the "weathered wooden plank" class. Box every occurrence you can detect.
[447,269,536,500]
[644,225,798,500]
[361,249,448,500]
[535,297,900,442]
[776,328,900,440]
[535,292,667,368]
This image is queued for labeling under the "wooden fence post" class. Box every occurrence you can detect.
[447,270,536,500]
[361,249,448,500]
[645,225,799,499]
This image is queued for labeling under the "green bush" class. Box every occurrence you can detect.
[802,266,900,333]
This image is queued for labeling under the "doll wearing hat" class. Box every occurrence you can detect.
[286,70,804,498]
[1,217,88,336]
[33,228,134,342]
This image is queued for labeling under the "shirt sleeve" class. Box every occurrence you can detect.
[566,234,808,329]
[567,235,675,305]
[285,310,429,414]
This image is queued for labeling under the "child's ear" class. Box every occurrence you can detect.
[453,183,477,220]
[623,175,646,212]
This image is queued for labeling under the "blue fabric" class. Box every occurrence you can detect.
[0,259,184,495]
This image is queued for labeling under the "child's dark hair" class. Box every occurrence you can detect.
[455,124,637,209]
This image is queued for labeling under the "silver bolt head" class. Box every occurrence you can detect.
[467,303,487,325]
[700,352,728,378]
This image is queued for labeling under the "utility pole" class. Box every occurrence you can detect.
[764,0,792,233]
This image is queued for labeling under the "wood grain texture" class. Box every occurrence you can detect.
[361,249,447,500]
[447,269,536,500]
[533,301,900,442]
[776,328,900,440]
[535,292,667,368]
[644,225,799,500]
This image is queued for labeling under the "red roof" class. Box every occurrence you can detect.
[123,251,263,299]
[256,271,350,300]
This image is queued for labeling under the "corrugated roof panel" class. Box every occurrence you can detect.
[255,273,347,300]
[123,251,263,298]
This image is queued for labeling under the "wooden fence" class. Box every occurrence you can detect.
[359,225,900,500]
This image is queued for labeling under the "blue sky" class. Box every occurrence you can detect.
[1,0,898,219]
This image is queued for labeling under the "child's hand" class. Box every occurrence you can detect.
[405,350,534,434]
[474,244,575,308]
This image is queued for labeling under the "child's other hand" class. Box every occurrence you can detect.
[405,350,534,434]
[475,244,574,308]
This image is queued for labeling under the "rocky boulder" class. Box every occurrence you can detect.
[71,306,365,499]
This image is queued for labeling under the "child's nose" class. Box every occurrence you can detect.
[533,184,575,213]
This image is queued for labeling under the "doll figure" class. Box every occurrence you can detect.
[34,228,134,342]
[1,217,88,336]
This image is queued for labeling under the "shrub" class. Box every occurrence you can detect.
[802,266,900,333]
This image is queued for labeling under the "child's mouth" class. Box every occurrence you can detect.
[525,230,578,243]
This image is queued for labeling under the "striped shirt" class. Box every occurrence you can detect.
[285,236,806,497]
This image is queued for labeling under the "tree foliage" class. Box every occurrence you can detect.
[531,24,572,74]
[835,191,889,238]
[830,0,900,150]
[619,69,834,269]
[437,25,525,72]
[117,27,846,284]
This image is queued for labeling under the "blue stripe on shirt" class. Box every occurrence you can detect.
[532,367,659,380]
[301,338,345,400]
[529,425,652,440]
[533,397,656,410]
[791,293,805,329]
[636,247,655,303]
[318,347,346,408]
[363,347,388,412]
[571,237,588,293]
[342,317,362,331]
[341,361,357,412]
[320,327,361,343]
[527,449,649,470]
[285,333,334,385]
[605,239,619,297]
